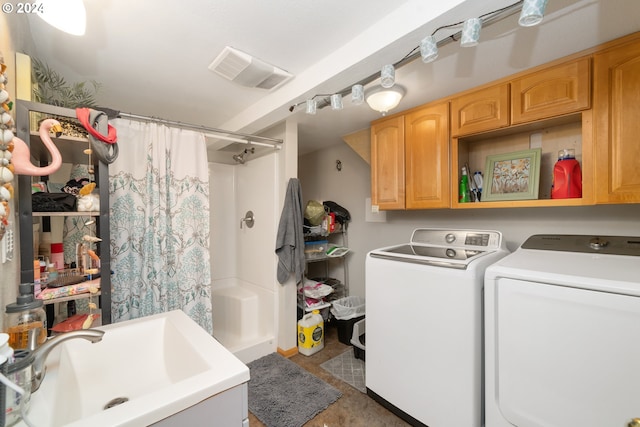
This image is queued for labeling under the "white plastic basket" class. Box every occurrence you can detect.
[330,296,365,320]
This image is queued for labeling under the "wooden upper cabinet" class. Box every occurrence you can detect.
[371,115,405,210]
[593,35,640,204]
[405,103,450,209]
[451,84,509,137]
[511,57,591,124]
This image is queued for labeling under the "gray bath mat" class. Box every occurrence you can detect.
[247,352,342,427]
[320,349,366,393]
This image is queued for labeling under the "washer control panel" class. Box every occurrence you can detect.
[411,229,502,249]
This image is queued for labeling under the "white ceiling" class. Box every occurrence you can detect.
[20,0,640,158]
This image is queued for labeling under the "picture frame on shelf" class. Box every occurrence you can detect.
[483,148,542,201]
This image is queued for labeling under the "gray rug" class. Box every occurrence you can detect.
[320,349,366,393]
[247,352,342,427]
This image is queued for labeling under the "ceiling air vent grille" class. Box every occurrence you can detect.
[208,46,293,90]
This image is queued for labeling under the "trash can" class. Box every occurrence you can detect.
[351,318,366,361]
[330,296,365,345]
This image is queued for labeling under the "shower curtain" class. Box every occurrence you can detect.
[108,119,212,333]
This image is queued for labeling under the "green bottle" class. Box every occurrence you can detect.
[459,167,471,203]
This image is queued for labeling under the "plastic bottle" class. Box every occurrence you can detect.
[50,242,64,270]
[297,310,324,356]
[459,167,471,203]
[473,171,483,201]
[5,283,47,351]
[551,149,582,199]
[1,337,35,427]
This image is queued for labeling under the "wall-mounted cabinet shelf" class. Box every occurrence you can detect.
[451,111,594,209]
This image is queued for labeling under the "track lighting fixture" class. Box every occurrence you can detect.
[288,1,549,117]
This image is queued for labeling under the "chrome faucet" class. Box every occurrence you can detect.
[31,329,105,392]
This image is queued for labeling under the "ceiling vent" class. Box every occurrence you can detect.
[208,46,293,90]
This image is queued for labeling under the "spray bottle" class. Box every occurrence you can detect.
[459,167,471,203]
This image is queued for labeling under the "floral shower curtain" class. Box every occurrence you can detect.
[108,119,212,333]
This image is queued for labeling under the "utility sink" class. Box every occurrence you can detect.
[25,310,250,426]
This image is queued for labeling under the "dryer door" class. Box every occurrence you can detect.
[493,278,640,427]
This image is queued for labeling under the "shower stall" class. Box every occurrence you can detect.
[208,141,282,364]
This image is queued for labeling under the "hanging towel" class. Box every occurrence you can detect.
[275,178,306,285]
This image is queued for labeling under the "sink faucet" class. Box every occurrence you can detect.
[31,329,105,392]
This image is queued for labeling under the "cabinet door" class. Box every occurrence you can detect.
[511,57,591,124]
[371,116,405,210]
[593,38,640,203]
[451,84,509,137]
[405,103,450,209]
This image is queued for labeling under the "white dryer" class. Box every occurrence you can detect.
[485,234,640,427]
[366,228,509,427]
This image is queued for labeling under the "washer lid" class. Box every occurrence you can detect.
[380,244,485,260]
[369,243,490,269]
[369,229,505,269]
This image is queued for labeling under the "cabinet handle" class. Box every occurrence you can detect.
[628,418,640,427]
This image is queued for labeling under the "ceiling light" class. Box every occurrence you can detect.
[331,94,343,110]
[305,99,317,115]
[519,0,549,27]
[365,85,405,116]
[420,35,439,63]
[351,84,364,105]
[380,64,396,89]
[460,18,482,47]
[37,0,86,36]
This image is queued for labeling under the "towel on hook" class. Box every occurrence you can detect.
[275,178,306,285]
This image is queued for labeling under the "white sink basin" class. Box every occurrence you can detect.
[25,310,250,427]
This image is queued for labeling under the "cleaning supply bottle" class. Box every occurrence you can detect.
[551,149,582,199]
[459,167,471,203]
[297,310,324,356]
[5,283,47,351]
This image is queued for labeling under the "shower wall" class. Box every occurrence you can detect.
[209,152,279,363]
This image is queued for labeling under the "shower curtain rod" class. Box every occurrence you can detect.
[117,112,284,147]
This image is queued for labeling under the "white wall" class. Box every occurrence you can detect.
[299,143,640,298]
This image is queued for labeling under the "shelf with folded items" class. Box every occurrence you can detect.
[301,225,350,316]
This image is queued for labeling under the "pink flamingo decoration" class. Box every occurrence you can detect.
[12,118,63,176]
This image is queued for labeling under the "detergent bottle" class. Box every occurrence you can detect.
[551,149,582,199]
[297,310,324,356]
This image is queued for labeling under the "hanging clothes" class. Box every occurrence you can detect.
[275,178,305,284]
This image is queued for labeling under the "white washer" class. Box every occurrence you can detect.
[485,234,640,427]
[366,228,509,427]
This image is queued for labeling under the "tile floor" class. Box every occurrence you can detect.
[319,347,365,393]
[248,323,410,427]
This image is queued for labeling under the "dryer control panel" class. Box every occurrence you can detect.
[522,234,640,256]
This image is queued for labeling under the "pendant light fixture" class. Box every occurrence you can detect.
[365,85,405,116]
[37,0,87,36]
